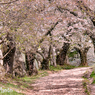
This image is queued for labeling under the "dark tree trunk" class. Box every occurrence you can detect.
[36,50,49,70]
[2,33,16,75]
[25,52,38,75]
[74,47,90,66]
[3,46,16,74]
[79,51,88,66]
[41,45,57,70]
[41,58,49,70]
[26,52,34,75]
[57,43,70,65]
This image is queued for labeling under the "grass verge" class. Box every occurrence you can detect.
[90,71,95,84]
[83,79,90,95]
[0,70,48,95]
[82,69,91,95]
[49,64,76,71]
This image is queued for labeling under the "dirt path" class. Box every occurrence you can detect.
[25,67,92,95]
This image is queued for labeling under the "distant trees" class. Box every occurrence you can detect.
[71,31,92,66]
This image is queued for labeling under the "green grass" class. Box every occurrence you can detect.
[90,71,95,84]
[90,71,95,78]
[0,92,23,95]
[20,71,48,82]
[82,70,95,95]
[62,64,76,69]
[49,64,76,71]
[68,51,78,58]
[0,70,49,95]
[0,82,19,89]
[83,80,90,95]
[49,65,62,71]
[82,76,87,80]
[0,91,24,95]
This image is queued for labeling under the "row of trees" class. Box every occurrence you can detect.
[0,0,95,77]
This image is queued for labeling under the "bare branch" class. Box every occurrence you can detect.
[0,46,14,60]
[0,0,19,5]
[36,50,45,59]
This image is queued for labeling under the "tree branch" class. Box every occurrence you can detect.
[36,50,45,59]
[0,0,19,5]
[40,20,62,43]
[0,46,14,60]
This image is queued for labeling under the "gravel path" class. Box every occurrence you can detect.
[26,67,92,95]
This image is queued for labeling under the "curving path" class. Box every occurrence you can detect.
[27,67,92,95]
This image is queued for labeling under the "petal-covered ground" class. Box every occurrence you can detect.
[25,67,92,95]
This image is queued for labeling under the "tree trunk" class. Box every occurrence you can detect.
[3,46,16,74]
[2,33,16,75]
[74,47,90,66]
[41,58,49,70]
[64,55,69,65]
[36,50,49,70]
[57,43,70,65]
[26,52,34,75]
[79,51,88,66]
[48,45,56,67]
[0,49,3,65]
[25,52,38,75]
